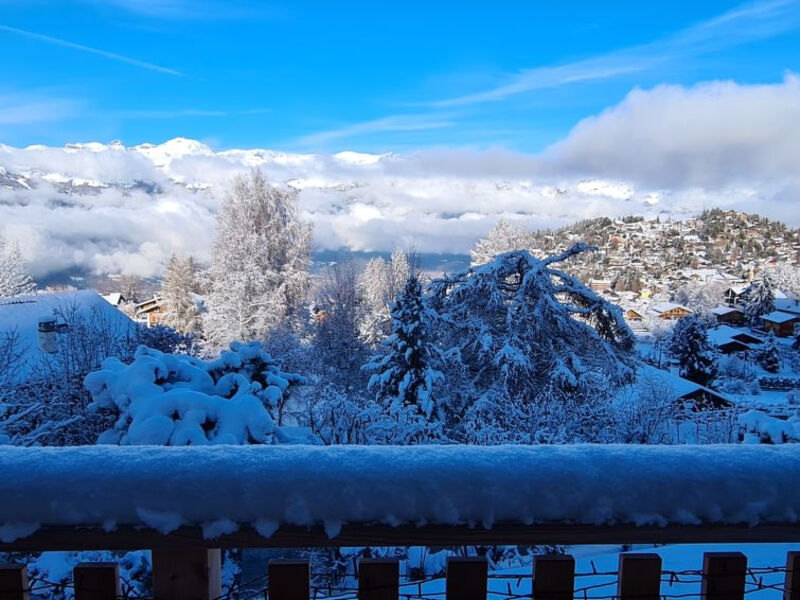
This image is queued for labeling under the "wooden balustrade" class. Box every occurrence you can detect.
[3,548,800,600]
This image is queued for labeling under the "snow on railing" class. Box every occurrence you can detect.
[2,444,800,544]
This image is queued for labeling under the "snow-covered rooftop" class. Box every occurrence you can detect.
[0,444,799,543]
[761,311,799,324]
[651,302,691,314]
[0,290,135,381]
[710,305,740,316]
[775,297,800,314]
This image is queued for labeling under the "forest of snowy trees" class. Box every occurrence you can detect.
[0,170,700,450]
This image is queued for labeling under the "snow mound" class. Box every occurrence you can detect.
[1,444,799,542]
[84,341,307,446]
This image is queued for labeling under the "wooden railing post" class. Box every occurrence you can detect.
[73,563,120,600]
[446,557,487,600]
[785,551,800,600]
[0,565,28,600]
[268,560,309,600]
[152,548,221,600]
[617,553,662,600]
[701,552,747,600]
[533,554,575,600]
[358,559,399,600]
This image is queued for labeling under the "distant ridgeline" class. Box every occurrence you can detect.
[514,209,799,288]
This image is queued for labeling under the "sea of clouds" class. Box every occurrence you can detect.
[1,75,798,279]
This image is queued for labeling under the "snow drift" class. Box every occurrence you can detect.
[1,444,799,542]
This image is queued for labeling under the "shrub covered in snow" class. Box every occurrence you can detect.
[84,341,307,445]
[739,410,800,444]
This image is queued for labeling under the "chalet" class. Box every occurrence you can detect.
[639,365,731,410]
[134,295,166,328]
[102,292,126,307]
[724,285,748,306]
[623,308,645,323]
[710,305,745,326]
[760,311,800,337]
[707,326,763,355]
[775,297,800,317]
[590,279,613,292]
[650,302,692,320]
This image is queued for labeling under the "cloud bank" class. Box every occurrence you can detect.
[1,76,798,279]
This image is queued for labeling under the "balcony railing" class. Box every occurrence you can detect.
[0,445,799,599]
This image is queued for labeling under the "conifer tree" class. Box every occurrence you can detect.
[742,277,776,325]
[667,315,718,386]
[757,334,781,374]
[205,171,311,346]
[364,273,443,442]
[0,235,36,297]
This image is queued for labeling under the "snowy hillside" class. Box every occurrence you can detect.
[0,138,779,279]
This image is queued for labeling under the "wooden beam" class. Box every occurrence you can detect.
[446,557,487,600]
[701,552,747,600]
[358,559,399,600]
[533,553,575,600]
[73,563,120,600]
[152,548,221,600]
[785,551,800,600]
[268,560,309,600]
[1,522,799,552]
[0,565,28,600]
[617,553,662,600]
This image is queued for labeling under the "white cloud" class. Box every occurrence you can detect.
[542,74,800,188]
[428,0,800,107]
[0,24,184,76]
[0,92,81,125]
[296,114,458,147]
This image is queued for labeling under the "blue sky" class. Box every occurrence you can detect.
[1,0,799,152]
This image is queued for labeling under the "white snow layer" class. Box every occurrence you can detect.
[1,444,800,542]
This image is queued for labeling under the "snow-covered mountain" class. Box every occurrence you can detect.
[0,138,774,279]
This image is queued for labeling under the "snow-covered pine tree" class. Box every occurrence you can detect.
[205,171,311,346]
[667,315,718,387]
[161,253,201,333]
[0,235,36,297]
[741,277,775,324]
[364,273,443,442]
[430,244,635,441]
[757,333,781,374]
[470,219,536,266]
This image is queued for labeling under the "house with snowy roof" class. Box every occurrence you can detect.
[650,302,692,320]
[0,290,136,383]
[134,295,166,328]
[707,325,763,354]
[638,365,731,409]
[760,311,800,337]
[710,305,745,326]
[775,297,800,317]
[102,292,126,307]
